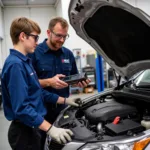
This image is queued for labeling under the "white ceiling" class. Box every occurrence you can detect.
[1,0,58,6]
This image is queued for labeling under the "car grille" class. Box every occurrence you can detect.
[49,140,64,150]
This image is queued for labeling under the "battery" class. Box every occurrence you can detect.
[105,119,145,136]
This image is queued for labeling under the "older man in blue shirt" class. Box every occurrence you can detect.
[29,17,90,149]
[30,17,90,124]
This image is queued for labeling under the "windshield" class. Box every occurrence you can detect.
[134,70,150,87]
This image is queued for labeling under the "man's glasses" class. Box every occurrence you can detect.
[25,32,39,42]
[51,30,69,40]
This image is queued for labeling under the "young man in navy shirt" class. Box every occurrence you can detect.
[1,17,80,150]
[29,17,91,148]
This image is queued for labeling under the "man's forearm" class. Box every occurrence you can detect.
[39,79,51,88]
[57,97,65,104]
[39,120,51,132]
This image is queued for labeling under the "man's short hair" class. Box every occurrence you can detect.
[48,17,69,30]
[10,17,41,44]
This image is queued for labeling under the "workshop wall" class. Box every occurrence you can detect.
[0,39,2,69]
[0,6,3,69]
[56,0,63,17]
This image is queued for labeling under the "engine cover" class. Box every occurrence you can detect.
[84,101,137,124]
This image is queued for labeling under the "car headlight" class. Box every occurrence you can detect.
[79,143,133,150]
[79,137,150,150]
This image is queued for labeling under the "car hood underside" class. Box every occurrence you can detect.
[69,0,150,79]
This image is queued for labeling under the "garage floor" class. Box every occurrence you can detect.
[0,108,10,150]
[0,90,98,150]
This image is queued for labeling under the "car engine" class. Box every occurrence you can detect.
[56,95,148,142]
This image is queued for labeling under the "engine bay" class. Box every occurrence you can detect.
[56,94,150,142]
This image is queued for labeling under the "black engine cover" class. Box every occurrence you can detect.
[84,101,137,124]
[105,119,145,136]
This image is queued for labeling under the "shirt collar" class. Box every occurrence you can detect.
[42,39,50,53]
[10,49,29,62]
[43,39,64,54]
[61,47,65,53]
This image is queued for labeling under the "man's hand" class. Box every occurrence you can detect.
[48,74,68,89]
[65,98,82,107]
[47,125,73,144]
[77,79,91,88]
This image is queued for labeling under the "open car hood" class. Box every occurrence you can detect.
[68,0,150,79]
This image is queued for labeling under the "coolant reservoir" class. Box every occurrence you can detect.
[141,116,150,130]
[105,95,114,102]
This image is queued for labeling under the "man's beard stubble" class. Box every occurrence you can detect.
[50,38,64,50]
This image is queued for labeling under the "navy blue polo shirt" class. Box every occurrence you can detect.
[1,49,59,128]
[29,39,78,98]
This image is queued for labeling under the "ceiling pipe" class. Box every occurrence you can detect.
[4,4,54,8]
[54,0,60,8]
